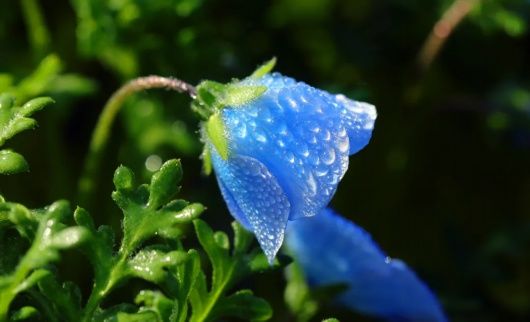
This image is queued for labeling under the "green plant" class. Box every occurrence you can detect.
[0,147,277,321]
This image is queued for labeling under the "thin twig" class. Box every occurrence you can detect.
[77,76,196,206]
[418,0,480,71]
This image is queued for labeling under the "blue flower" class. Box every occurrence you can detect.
[285,208,447,322]
[199,65,376,262]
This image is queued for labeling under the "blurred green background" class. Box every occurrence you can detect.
[1,0,529,321]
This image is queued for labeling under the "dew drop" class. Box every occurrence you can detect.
[145,155,162,172]
[321,148,336,165]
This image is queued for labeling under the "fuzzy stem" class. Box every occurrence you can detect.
[77,76,196,206]
[418,0,480,70]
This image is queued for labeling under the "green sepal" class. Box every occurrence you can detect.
[192,81,267,118]
[221,84,267,107]
[195,58,278,171]
[191,58,277,120]
[204,113,229,160]
[251,57,277,78]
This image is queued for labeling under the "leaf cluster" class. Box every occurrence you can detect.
[0,158,276,321]
[0,94,53,175]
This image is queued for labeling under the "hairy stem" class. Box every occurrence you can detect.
[77,76,196,207]
[418,0,480,70]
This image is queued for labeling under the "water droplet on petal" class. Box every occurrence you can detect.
[322,148,336,165]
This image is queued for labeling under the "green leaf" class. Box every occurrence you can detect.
[50,226,90,248]
[0,94,53,147]
[14,269,50,294]
[127,247,188,284]
[212,289,272,321]
[1,159,275,322]
[18,96,53,116]
[0,200,89,320]
[322,319,340,322]
[13,54,62,101]
[284,261,347,322]
[284,262,319,322]
[135,290,178,322]
[251,57,277,78]
[78,160,203,321]
[189,219,274,322]
[10,306,39,321]
[0,93,53,176]
[37,272,82,322]
[204,113,229,160]
[148,159,183,209]
[113,165,135,191]
[0,150,29,175]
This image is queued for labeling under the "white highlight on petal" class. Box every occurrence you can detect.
[335,94,377,130]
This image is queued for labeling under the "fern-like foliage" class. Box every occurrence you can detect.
[0,93,53,175]
[0,158,278,321]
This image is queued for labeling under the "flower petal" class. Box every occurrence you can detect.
[286,208,447,322]
[211,150,290,263]
[334,94,377,155]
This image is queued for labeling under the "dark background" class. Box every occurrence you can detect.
[1,0,529,321]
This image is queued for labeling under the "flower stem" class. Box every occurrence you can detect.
[418,0,480,71]
[77,76,196,207]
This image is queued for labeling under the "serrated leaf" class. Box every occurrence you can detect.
[76,161,204,321]
[251,57,277,78]
[0,200,88,320]
[148,159,183,209]
[0,93,53,167]
[127,247,188,284]
[0,150,29,175]
[190,220,273,322]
